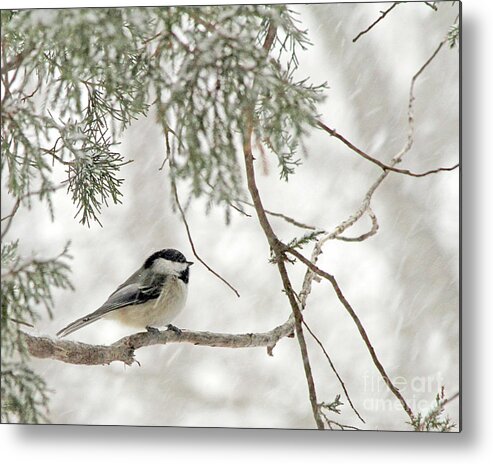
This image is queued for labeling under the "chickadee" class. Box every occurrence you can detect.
[57,249,193,338]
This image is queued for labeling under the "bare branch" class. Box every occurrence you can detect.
[170,180,240,298]
[22,317,296,366]
[316,120,459,178]
[1,184,66,240]
[324,419,364,431]
[244,104,324,429]
[286,246,415,421]
[303,320,365,423]
[295,35,450,417]
[441,391,460,408]
[352,3,401,43]
[336,207,379,243]
[0,199,21,240]
[299,32,451,312]
[237,199,318,231]
[241,22,324,429]
[160,120,241,298]
[424,2,438,11]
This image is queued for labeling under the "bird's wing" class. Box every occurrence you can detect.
[56,276,165,338]
[107,268,143,298]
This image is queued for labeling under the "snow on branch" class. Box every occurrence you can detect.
[22,315,295,366]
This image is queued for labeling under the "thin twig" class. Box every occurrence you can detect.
[9,318,34,328]
[352,2,401,43]
[424,2,438,11]
[316,120,459,178]
[336,207,379,242]
[229,202,251,218]
[0,199,20,240]
[1,184,66,240]
[300,33,450,313]
[286,246,415,422]
[237,199,318,231]
[171,180,240,298]
[163,123,240,298]
[20,78,42,102]
[325,419,363,431]
[441,391,460,408]
[303,320,365,423]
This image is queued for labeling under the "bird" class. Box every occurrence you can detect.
[57,249,193,338]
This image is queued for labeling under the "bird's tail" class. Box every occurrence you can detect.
[56,311,106,338]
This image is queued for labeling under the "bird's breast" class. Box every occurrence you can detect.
[108,276,187,328]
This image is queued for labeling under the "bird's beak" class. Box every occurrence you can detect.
[187,261,194,266]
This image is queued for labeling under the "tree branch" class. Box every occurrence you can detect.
[293,33,453,425]
[170,179,241,298]
[299,32,451,314]
[22,316,296,366]
[316,120,459,178]
[352,2,401,43]
[285,246,415,422]
[237,199,319,231]
[165,128,240,297]
[0,199,21,240]
[335,206,379,243]
[1,184,66,240]
[303,320,365,423]
[240,21,325,429]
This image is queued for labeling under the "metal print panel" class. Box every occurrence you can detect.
[0,1,460,431]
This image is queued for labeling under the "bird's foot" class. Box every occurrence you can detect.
[145,325,160,334]
[166,324,182,335]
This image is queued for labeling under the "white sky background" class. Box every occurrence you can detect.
[2,2,460,432]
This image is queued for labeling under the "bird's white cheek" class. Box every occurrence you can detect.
[152,258,188,276]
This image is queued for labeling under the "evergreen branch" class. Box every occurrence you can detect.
[448,23,459,49]
[410,390,459,431]
[1,363,50,423]
[287,230,325,251]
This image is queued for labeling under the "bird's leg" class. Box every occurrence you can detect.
[145,325,160,334]
[166,324,182,335]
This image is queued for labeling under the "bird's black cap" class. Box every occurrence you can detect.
[144,249,193,268]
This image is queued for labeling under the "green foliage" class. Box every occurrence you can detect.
[319,394,343,416]
[1,364,51,424]
[448,23,459,49]
[409,390,457,432]
[1,6,325,224]
[287,230,324,251]
[1,242,73,422]
[1,5,323,423]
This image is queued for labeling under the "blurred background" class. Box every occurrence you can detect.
[2,2,459,430]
